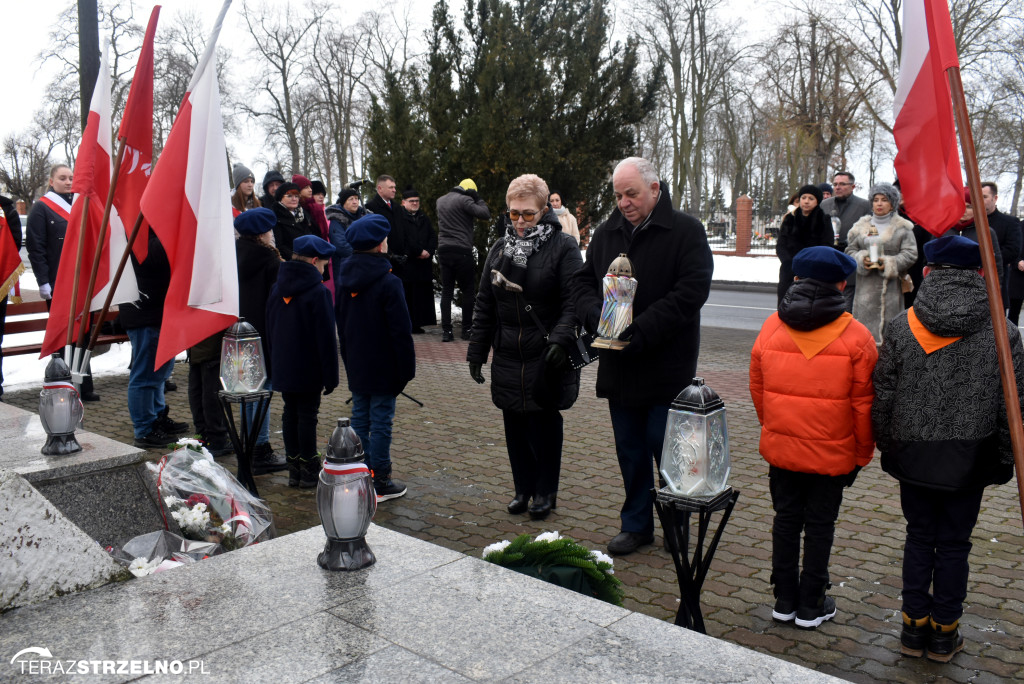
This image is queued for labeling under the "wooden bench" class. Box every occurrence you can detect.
[2,300,129,357]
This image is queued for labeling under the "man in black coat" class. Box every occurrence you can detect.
[571,157,714,556]
[266,235,338,488]
[395,189,437,332]
[364,174,398,228]
[981,182,1022,309]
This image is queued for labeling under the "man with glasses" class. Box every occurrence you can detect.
[821,171,871,311]
[570,157,714,556]
[436,178,491,342]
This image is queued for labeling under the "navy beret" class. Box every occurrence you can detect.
[924,234,981,269]
[792,246,857,282]
[233,207,275,236]
[346,214,391,251]
[292,234,336,259]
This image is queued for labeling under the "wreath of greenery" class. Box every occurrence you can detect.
[483,533,624,606]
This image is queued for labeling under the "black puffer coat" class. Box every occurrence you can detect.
[467,216,583,413]
[873,268,1024,491]
[271,202,314,261]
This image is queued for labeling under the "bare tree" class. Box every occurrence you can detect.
[0,131,57,206]
[242,1,321,172]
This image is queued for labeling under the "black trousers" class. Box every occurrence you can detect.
[281,390,321,459]
[187,360,227,444]
[769,465,846,606]
[900,482,984,624]
[439,251,476,333]
[502,409,563,498]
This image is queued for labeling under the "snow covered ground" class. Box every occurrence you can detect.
[3,252,777,392]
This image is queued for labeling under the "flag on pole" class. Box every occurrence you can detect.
[115,5,160,263]
[893,0,965,237]
[0,212,24,302]
[40,43,138,358]
[139,0,238,369]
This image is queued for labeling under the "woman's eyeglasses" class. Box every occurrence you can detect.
[508,209,539,221]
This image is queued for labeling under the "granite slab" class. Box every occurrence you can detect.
[0,402,144,483]
[1,524,840,683]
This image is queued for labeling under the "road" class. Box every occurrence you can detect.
[701,287,776,330]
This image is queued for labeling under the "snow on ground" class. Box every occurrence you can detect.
[713,254,778,283]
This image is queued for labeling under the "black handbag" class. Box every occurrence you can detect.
[524,304,599,370]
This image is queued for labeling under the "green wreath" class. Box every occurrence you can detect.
[483,533,624,606]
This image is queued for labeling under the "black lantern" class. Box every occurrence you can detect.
[316,418,377,570]
[39,355,83,455]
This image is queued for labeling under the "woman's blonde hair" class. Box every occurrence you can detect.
[506,174,550,210]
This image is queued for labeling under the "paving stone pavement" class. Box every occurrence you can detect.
[7,325,1024,683]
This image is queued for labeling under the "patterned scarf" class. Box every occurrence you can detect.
[491,220,556,292]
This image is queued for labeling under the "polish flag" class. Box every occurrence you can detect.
[140,0,237,369]
[893,0,965,237]
[115,6,160,263]
[40,43,138,358]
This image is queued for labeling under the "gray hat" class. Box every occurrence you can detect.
[232,163,255,189]
[869,182,900,211]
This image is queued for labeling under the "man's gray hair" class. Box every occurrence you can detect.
[614,157,659,186]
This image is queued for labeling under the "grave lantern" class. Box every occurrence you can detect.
[317,417,377,571]
[660,377,730,497]
[39,355,83,455]
[219,319,267,393]
[591,253,638,350]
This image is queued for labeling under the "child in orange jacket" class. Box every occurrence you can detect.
[750,246,877,629]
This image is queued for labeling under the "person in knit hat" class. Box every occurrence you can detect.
[751,245,877,630]
[293,174,332,295]
[271,181,315,260]
[259,169,285,209]
[844,183,918,344]
[231,163,261,217]
[310,180,327,205]
[775,184,834,305]
[941,188,1003,304]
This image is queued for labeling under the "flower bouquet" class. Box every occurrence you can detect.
[114,530,222,577]
[482,531,623,606]
[148,440,274,551]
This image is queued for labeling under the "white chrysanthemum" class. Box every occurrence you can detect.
[219,522,232,535]
[192,502,207,513]
[482,540,511,556]
[163,495,183,508]
[534,531,562,543]
[191,458,216,475]
[170,509,185,524]
[177,438,204,450]
[590,549,615,572]
[128,557,158,578]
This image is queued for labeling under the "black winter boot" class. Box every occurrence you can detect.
[299,454,322,489]
[286,455,301,488]
[927,618,964,663]
[900,612,930,657]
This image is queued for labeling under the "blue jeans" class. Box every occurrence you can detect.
[244,378,272,445]
[608,401,670,535]
[350,393,397,478]
[126,326,175,439]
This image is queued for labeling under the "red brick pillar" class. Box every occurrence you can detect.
[735,194,752,256]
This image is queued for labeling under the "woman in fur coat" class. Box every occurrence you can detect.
[845,183,917,344]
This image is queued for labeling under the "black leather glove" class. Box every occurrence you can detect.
[618,322,645,354]
[469,362,485,384]
[543,343,568,371]
[843,465,862,487]
[323,386,335,396]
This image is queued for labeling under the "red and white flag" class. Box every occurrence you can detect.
[893,0,965,237]
[115,5,160,263]
[40,42,138,359]
[140,0,237,369]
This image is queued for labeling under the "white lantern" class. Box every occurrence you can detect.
[219,319,267,393]
[660,378,730,497]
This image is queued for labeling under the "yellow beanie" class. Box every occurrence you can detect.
[459,178,477,192]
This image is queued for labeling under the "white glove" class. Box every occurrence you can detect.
[39,283,52,300]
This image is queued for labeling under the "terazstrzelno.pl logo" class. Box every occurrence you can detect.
[10,647,208,676]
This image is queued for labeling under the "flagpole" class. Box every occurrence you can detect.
[947,67,1024,528]
[72,138,128,378]
[84,209,145,355]
[64,195,91,367]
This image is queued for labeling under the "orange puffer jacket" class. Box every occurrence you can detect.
[750,311,878,475]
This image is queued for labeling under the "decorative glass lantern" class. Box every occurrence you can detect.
[317,417,377,571]
[39,355,83,455]
[660,377,730,498]
[219,319,267,393]
[591,253,638,350]
[829,211,842,246]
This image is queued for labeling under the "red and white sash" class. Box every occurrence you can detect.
[38,191,72,221]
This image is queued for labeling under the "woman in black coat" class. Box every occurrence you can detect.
[271,182,315,260]
[396,188,438,332]
[466,174,583,520]
[776,184,834,305]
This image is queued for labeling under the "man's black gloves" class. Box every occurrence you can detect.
[469,362,485,384]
